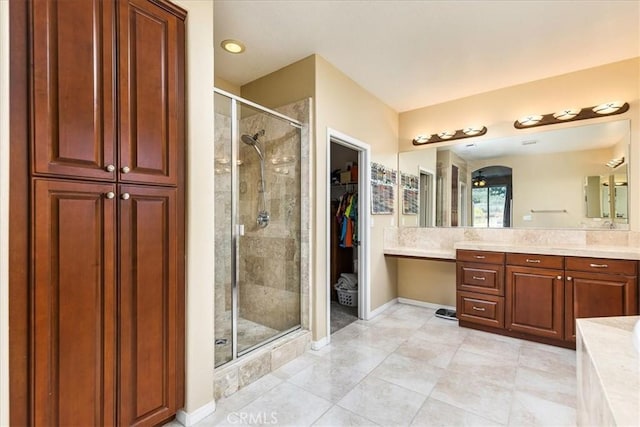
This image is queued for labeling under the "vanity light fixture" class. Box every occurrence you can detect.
[438,130,456,140]
[553,108,580,120]
[593,101,625,115]
[514,101,629,129]
[412,126,487,146]
[221,39,246,54]
[606,156,625,169]
[517,115,543,127]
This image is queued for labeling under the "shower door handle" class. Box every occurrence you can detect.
[238,224,245,236]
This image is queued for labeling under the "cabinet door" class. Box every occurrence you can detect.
[33,179,117,426]
[118,0,185,185]
[565,272,638,341]
[119,185,182,426]
[506,266,564,340]
[32,0,117,180]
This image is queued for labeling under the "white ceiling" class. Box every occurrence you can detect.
[214,0,640,113]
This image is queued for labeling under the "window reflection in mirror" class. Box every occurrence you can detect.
[398,119,630,229]
[471,167,512,227]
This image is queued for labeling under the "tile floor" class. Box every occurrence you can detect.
[178,303,577,426]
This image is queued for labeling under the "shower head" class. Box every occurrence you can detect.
[241,130,265,160]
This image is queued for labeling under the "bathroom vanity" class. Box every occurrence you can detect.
[456,248,638,348]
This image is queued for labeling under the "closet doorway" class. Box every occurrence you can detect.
[326,130,371,338]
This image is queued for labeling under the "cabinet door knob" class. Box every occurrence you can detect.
[105,191,115,199]
[121,192,130,200]
[557,275,563,280]
[121,166,131,174]
[105,164,116,172]
[567,276,573,281]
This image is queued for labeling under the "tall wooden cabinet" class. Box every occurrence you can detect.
[13,0,186,425]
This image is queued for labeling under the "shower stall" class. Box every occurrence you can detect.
[214,89,303,367]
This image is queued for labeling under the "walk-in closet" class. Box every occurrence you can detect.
[329,142,359,333]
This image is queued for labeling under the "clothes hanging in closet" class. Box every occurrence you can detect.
[336,191,358,248]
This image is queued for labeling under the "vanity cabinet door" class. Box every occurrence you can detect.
[564,271,638,342]
[506,265,564,340]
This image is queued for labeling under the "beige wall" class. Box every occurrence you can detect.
[174,0,216,416]
[0,1,9,422]
[397,57,640,305]
[242,55,399,341]
[397,259,456,307]
[214,76,240,96]
[315,55,399,338]
[241,55,315,109]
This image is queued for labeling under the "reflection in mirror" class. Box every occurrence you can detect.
[399,119,630,229]
[585,171,628,223]
[471,166,512,227]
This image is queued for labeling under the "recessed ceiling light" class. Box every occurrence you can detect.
[221,39,245,54]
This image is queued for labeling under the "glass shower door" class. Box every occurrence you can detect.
[236,101,302,354]
[214,92,233,367]
[214,90,303,366]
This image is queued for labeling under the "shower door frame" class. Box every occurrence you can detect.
[215,88,304,365]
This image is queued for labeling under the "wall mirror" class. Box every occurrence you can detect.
[398,119,630,229]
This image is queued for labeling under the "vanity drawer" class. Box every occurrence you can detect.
[457,263,504,296]
[457,291,504,328]
[457,250,505,265]
[507,253,564,269]
[566,257,638,276]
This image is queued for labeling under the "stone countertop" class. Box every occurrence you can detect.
[383,247,455,260]
[454,241,640,260]
[577,316,640,426]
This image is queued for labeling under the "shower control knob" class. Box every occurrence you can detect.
[105,164,115,172]
[121,166,131,174]
[120,192,130,200]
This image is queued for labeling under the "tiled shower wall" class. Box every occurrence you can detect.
[214,98,310,339]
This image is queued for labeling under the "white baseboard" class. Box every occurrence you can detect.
[398,297,455,311]
[367,298,398,319]
[311,336,329,350]
[176,400,216,426]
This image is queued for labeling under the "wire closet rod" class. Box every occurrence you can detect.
[530,209,567,213]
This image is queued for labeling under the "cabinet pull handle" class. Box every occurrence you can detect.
[474,255,485,259]
[121,192,130,200]
[526,259,541,263]
[121,166,131,174]
[105,164,115,172]
[567,276,573,281]
[589,263,608,268]
[105,192,115,199]
[472,306,486,312]
[472,276,486,281]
